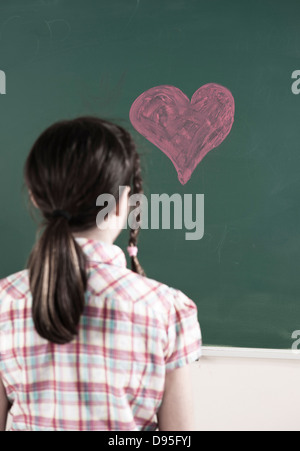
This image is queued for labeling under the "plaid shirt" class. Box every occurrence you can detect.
[0,238,202,431]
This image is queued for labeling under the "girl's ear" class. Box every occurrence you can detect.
[116,186,131,217]
[29,190,39,209]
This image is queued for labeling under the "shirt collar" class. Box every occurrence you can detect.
[74,237,127,268]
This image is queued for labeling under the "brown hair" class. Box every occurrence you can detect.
[24,117,145,345]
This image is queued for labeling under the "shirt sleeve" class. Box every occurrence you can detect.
[0,288,18,405]
[164,288,202,373]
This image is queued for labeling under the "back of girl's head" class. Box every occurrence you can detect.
[24,117,145,345]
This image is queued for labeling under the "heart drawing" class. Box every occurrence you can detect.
[129,84,235,185]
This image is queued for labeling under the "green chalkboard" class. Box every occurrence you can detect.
[0,0,299,349]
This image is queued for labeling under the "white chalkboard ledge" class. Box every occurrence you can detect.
[201,347,300,360]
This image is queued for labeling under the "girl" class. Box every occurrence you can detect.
[0,117,202,431]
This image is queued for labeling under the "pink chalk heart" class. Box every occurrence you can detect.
[129,84,235,185]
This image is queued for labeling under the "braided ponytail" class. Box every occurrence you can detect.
[128,152,146,277]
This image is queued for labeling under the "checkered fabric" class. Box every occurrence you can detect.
[0,238,202,431]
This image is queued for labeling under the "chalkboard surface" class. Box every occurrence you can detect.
[0,0,300,349]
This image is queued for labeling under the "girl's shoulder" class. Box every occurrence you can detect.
[123,268,198,319]
[0,270,30,298]
[0,271,30,340]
